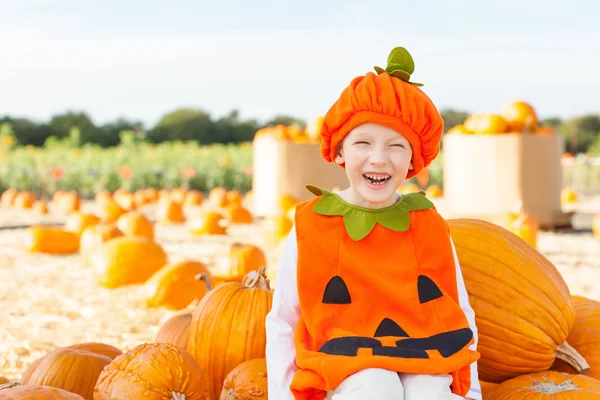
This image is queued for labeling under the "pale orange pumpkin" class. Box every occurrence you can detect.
[464,113,508,134]
[0,188,17,207]
[224,204,253,224]
[184,190,204,207]
[220,358,268,400]
[508,209,539,249]
[144,187,159,202]
[188,267,273,399]
[25,226,79,254]
[94,343,210,400]
[502,101,538,133]
[156,197,185,224]
[154,313,192,349]
[31,200,48,214]
[97,199,125,223]
[55,191,81,214]
[144,261,213,310]
[133,190,149,207]
[0,384,85,399]
[208,187,228,208]
[113,191,136,211]
[267,215,293,244]
[22,347,112,399]
[91,236,168,288]
[552,296,600,380]
[170,187,187,204]
[79,224,123,258]
[116,211,154,239]
[225,190,243,207]
[486,371,600,399]
[425,185,443,198]
[187,211,228,235]
[95,190,112,205]
[448,219,588,383]
[561,187,578,204]
[14,191,36,209]
[446,124,473,134]
[64,212,101,237]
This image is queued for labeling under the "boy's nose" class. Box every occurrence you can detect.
[369,149,388,165]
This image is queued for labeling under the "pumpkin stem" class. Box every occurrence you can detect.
[171,391,186,400]
[194,272,213,292]
[0,382,22,390]
[556,341,590,373]
[242,266,271,290]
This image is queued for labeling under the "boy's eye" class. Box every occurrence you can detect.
[391,144,405,148]
[354,141,369,145]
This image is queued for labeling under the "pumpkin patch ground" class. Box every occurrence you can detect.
[1,195,599,386]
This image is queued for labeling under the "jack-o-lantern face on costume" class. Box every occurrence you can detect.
[318,274,473,359]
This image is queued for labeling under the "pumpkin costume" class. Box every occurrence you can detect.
[265,47,481,400]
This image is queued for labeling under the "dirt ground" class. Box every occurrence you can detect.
[1,197,599,380]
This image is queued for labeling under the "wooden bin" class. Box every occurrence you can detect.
[442,133,572,229]
[251,136,349,217]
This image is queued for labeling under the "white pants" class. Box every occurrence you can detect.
[325,368,464,400]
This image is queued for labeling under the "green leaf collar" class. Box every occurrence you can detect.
[306,185,434,241]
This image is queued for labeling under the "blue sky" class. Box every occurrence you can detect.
[1,0,599,128]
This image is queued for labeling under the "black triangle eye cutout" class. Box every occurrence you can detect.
[418,275,443,303]
[374,318,409,337]
[322,276,351,304]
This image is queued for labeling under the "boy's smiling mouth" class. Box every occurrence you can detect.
[363,173,391,186]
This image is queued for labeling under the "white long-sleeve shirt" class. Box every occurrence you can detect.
[266,225,482,400]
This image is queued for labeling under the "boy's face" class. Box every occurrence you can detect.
[335,123,413,209]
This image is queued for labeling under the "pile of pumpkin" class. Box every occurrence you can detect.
[253,117,323,144]
[2,217,599,399]
[447,100,555,135]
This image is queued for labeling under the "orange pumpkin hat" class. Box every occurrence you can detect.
[320,47,444,179]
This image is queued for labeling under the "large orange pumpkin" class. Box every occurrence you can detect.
[25,226,80,254]
[220,358,268,400]
[479,380,498,398]
[65,342,122,360]
[22,347,112,399]
[116,211,154,239]
[0,384,84,399]
[154,313,193,349]
[552,296,600,380]
[447,219,588,383]
[94,343,210,400]
[143,261,213,310]
[188,267,273,399]
[502,101,538,133]
[91,236,168,288]
[486,371,600,399]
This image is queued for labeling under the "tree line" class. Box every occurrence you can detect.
[2,108,600,154]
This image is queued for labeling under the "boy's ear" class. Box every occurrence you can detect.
[409,160,414,170]
[334,148,344,165]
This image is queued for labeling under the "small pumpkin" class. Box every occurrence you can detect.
[508,209,538,249]
[397,183,420,194]
[486,371,600,399]
[144,187,159,202]
[154,313,192,349]
[0,377,9,385]
[64,212,101,237]
[25,226,79,254]
[156,197,185,224]
[464,113,508,134]
[79,224,123,258]
[561,187,578,204]
[279,194,299,214]
[224,204,253,224]
[184,190,204,207]
[446,124,473,134]
[0,188,17,207]
[425,185,443,198]
[113,191,136,211]
[187,211,228,235]
[95,190,112,205]
[267,215,293,245]
[220,358,268,400]
[225,190,243,207]
[552,296,600,380]
[592,214,600,242]
[170,187,187,204]
[214,243,267,284]
[0,384,84,399]
[448,218,588,383]
[32,200,49,214]
[91,236,168,288]
[22,347,112,399]
[116,211,154,239]
[209,187,228,208]
[144,261,213,310]
[55,191,81,214]
[14,191,37,209]
[502,101,538,133]
[188,267,273,399]
[94,343,210,400]
[97,199,125,223]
